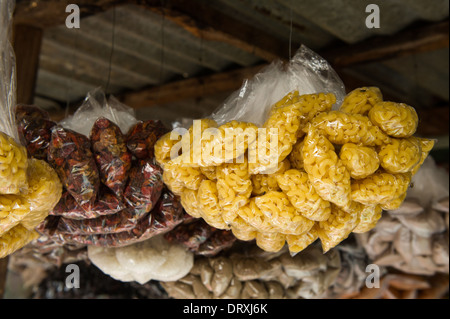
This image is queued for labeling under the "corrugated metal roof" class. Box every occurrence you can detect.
[32,1,449,125]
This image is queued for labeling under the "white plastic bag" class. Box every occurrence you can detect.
[59,87,138,137]
[0,0,17,141]
[209,45,345,126]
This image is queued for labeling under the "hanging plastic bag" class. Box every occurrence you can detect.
[15,105,56,160]
[0,0,28,195]
[209,45,345,126]
[59,87,138,138]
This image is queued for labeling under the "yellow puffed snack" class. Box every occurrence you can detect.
[163,160,205,191]
[217,178,252,216]
[292,92,336,138]
[286,224,319,254]
[254,191,315,235]
[339,143,380,179]
[368,101,418,138]
[189,119,219,166]
[309,111,391,146]
[0,194,31,235]
[200,166,217,180]
[410,138,435,176]
[197,180,229,230]
[378,137,422,174]
[276,169,331,221]
[154,132,182,168]
[180,189,202,218]
[289,139,304,170]
[216,157,250,182]
[20,159,63,230]
[0,132,28,195]
[379,192,407,211]
[223,204,258,239]
[251,159,290,196]
[318,205,360,253]
[340,87,383,115]
[352,205,382,233]
[255,231,286,253]
[302,126,351,208]
[217,121,258,164]
[0,224,40,258]
[162,169,185,196]
[231,224,257,241]
[237,199,281,234]
[351,170,411,206]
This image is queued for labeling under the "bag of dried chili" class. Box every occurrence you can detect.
[164,218,216,251]
[196,229,237,257]
[123,159,164,215]
[90,117,132,199]
[40,188,186,247]
[15,104,56,160]
[126,120,169,159]
[50,188,124,220]
[47,125,100,209]
[56,208,142,235]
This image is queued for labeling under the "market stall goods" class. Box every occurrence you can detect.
[164,218,237,257]
[161,243,341,299]
[156,85,434,255]
[356,157,449,276]
[88,234,194,284]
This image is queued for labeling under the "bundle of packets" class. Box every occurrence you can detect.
[155,86,435,255]
[0,0,62,258]
[161,242,341,299]
[0,130,62,258]
[15,97,187,248]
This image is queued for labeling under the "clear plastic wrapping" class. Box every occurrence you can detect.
[209,45,345,126]
[126,120,169,159]
[15,105,56,160]
[339,87,383,115]
[40,188,184,248]
[90,117,132,199]
[277,169,331,221]
[0,194,30,235]
[153,44,434,255]
[20,158,63,230]
[59,88,138,138]
[368,101,419,138]
[0,131,28,194]
[378,137,422,174]
[55,209,142,235]
[0,0,17,141]
[47,125,100,209]
[88,234,194,284]
[123,159,164,215]
[339,143,380,179]
[164,218,236,257]
[49,187,124,219]
[0,224,40,258]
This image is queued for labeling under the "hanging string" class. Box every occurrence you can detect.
[159,3,166,84]
[105,6,116,95]
[65,25,79,118]
[288,6,293,60]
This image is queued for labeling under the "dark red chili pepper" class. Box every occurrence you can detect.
[47,126,100,208]
[15,104,56,159]
[123,159,163,215]
[164,219,216,251]
[90,117,132,199]
[50,188,125,220]
[196,229,236,257]
[41,189,186,247]
[56,208,142,235]
[125,120,169,159]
